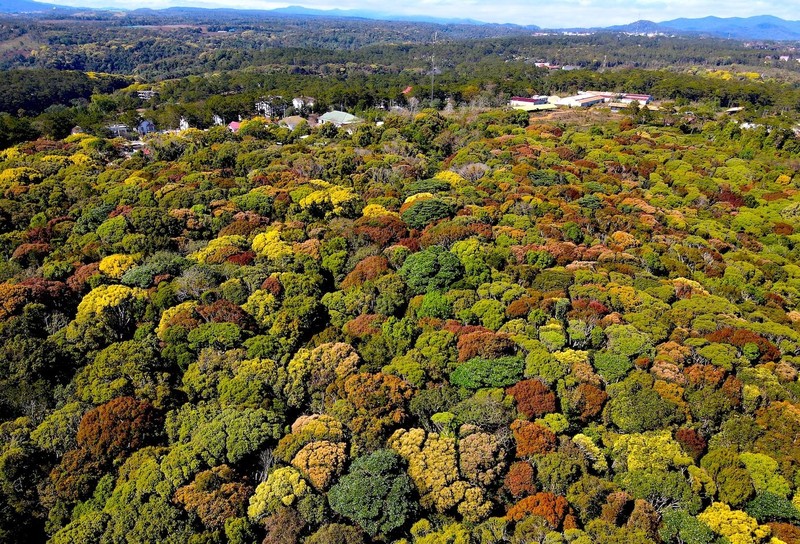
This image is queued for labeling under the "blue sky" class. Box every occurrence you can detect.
[45,0,791,28]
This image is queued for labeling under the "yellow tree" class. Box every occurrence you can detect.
[697,502,773,544]
[291,441,347,491]
[389,428,492,522]
[247,467,309,521]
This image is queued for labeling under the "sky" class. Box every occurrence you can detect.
[44,0,793,28]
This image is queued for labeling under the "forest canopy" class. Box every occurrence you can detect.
[3,12,800,544]
[1,101,800,543]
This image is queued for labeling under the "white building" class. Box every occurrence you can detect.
[292,96,316,110]
[106,124,129,137]
[509,96,549,107]
[255,100,275,117]
[558,91,652,108]
[557,94,606,108]
[620,93,653,105]
[318,110,362,127]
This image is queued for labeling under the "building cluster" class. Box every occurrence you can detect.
[533,62,580,71]
[100,120,158,138]
[764,55,800,62]
[97,91,371,143]
[254,96,318,118]
[509,90,654,111]
[559,91,653,108]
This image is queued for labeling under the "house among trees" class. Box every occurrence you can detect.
[228,121,241,133]
[106,123,129,137]
[292,96,316,110]
[620,93,653,105]
[279,115,314,131]
[558,94,607,108]
[255,96,285,118]
[509,96,549,107]
[137,120,156,137]
[137,90,157,100]
[318,110,362,127]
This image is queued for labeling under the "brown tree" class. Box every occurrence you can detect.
[511,420,556,457]
[75,396,162,463]
[506,491,569,529]
[261,507,304,544]
[507,379,557,419]
[457,331,516,362]
[173,465,252,529]
[330,372,414,452]
[341,255,390,289]
[569,383,608,422]
[458,430,508,487]
[504,461,537,499]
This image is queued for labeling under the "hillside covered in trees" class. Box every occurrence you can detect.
[3,10,800,152]
[1,98,800,544]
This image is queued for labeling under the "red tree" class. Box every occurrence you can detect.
[504,461,537,498]
[507,492,569,529]
[196,300,256,330]
[457,331,516,362]
[507,379,557,419]
[675,427,707,461]
[76,396,162,463]
[706,327,780,363]
[51,397,162,501]
[353,215,408,246]
[511,420,556,457]
[341,256,390,289]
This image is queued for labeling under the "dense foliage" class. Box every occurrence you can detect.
[3,22,800,540]
[3,12,800,150]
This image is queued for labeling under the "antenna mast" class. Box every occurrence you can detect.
[431,32,437,106]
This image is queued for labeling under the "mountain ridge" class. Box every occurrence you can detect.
[610,15,800,40]
[1,2,799,40]
[269,5,493,26]
[0,0,66,11]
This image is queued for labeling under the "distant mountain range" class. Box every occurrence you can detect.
[2,1,800,41]
[0,1,537,27]
[269,5,493,26]
[0,0,63,11]
[609,15,800,40]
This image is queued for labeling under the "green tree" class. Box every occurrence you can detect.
[328,449,416,537]
[450,356,524,389]
[398,246,464,296]
[605,372,683,433]
[659,510,715,544]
